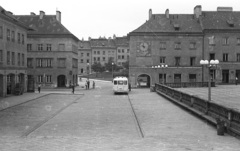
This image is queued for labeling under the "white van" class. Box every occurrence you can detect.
[113,76,129,94]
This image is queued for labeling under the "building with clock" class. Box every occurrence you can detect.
[128,5,240,87]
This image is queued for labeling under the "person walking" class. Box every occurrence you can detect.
[236,77,238,85]
[87,80,90,89]
[85,81,88,90]
[38,84,41,93]
[72,84,75,94]
[92,81,95,89]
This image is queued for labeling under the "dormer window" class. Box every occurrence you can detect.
[227,20,234,27]
[102,43,105,46]
[174,24,180,31]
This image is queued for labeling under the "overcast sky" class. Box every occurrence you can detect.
[1,0,240,40]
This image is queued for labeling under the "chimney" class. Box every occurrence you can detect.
[217,7,233,12]
[39,11,45,19]
[194,5,202,18]
[30,12,36,15]
[149,9,152,20]
[165,9,169,18]
[56,10,61,22]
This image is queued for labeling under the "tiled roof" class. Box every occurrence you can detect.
[79,41,91,49]
[0,6,31,30]
[15,15,71,34]
[115,36,129,47]
[201,11,240,30]
[89,38,116,48]
[131,14,202,33]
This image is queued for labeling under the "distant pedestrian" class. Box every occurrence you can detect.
[72,84,75,94]
[87,80,90,89]
[236,77,238,85]
[92,81,95,89]
[38,84,41,93]
[85,81,88,89]
[128,83,131,91]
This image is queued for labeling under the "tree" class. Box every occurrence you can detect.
[91,62,105,77]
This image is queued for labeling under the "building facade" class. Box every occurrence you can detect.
[115,36,130,66]
[78,40,92,76]
[0,6,30,97]
[16,10,79,88]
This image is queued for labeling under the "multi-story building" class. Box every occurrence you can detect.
[128,6,240,87]
[0,6,31,97]
[128,7,203,87]
[115,36,130,66]
[78,40,92,76]
[16,10,79,88]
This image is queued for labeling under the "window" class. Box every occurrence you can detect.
[11,31,15,42]
[27,44,32,51]
[237,38,240,45]
[46,75,52,83]
[7,51,10,65]
[46,58,52,67]
[18,53,20,66]
[93,57,96,61]
[12,52,15,65]
[118,49,121,53]
[160,57,166,64]
[209,53,215,60]
[81,53,84,57]
[159,42,166,50]
[0,50,2,62]
[81,59,84,63]
[175,57,180,66]
[190,57,196,66]
[127,49,129,53]
[58,44,65,51]
[81,68,83,73]
[122,49,124,53]
[189,74,196,82]
[57,58,66,68]
[122,55,124,59]
[22,34,24,44]
[22,54,24,66]
[103,51,105,55]
[94,51,96,54]
[36,58,52,67]
[237,54,240,62]
[174,74,181,83]
[118,55,121,59]
[87,59,89,63]
[7,29,10,41]
[72,58,78,68]
[223,53,228,62]
[0,26,3,39]
[97,51,100,55]
[38,44,43,51]
[102,57,105,61]
[209,36,215,45]
[174,42,181,50]
[97,57,100,61]
[17,33,21,44]
[223,37,229,45]
[46,44,52,51]
[87,53,90,57]
[37,75,44,83]
[27,58,33,67]
[189,42,196,50]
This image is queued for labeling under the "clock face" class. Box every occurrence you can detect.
[137,42,151,57]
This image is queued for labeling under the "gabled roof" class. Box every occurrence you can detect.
[15,14,79,41]
[131,14,202,34]
[201,11,240,30]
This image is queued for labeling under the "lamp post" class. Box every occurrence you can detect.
[200,59,219,102]
[112,62,114,79]
[87,63,90,80]
[152,64,168,84]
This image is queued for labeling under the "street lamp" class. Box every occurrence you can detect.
[112,62,114,79]
[152,64,168,84]
[87,63,90,80]
[200,59,219,102]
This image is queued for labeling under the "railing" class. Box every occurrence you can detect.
[164,82,215,88]
[155,83,240,137]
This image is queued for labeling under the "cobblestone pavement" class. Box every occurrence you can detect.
[0,81,240,150]
[176,85,240,111]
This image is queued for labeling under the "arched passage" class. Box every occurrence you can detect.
[57,75,66,87]
[137,74,151,88]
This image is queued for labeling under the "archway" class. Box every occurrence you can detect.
[7,74,15,94]
[137,74,151,88]
[57,75,66,87]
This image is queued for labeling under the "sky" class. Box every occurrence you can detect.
[1,0,240,40]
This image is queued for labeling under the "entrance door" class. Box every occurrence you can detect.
[58,75,66,87]
[222,70,229,83]
[174,74,181,83]
[137,74,150,88]
[27,75,35,92]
